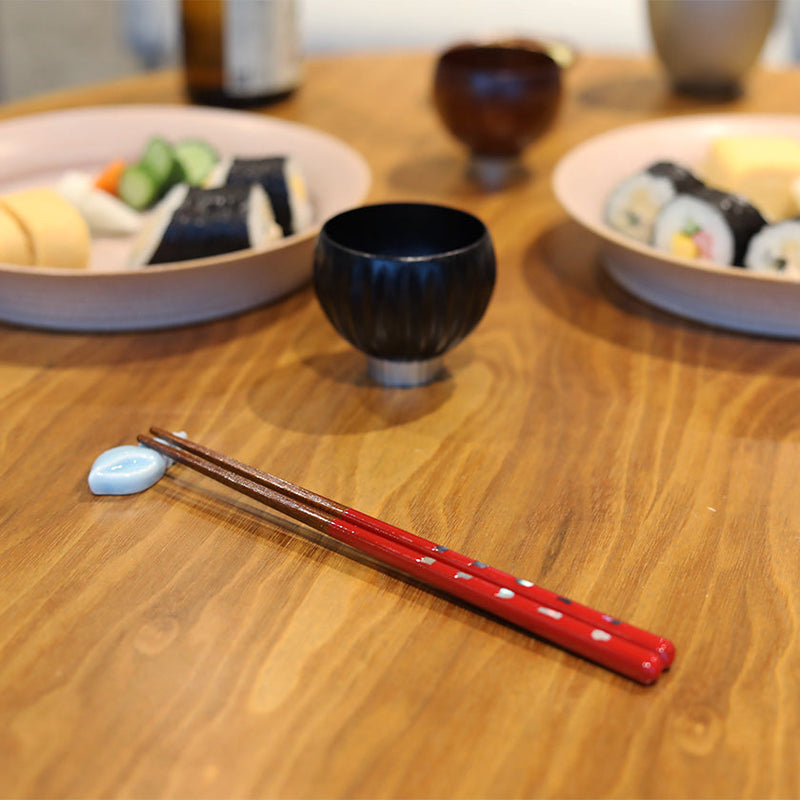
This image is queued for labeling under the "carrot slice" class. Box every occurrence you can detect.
[94,159,127,196]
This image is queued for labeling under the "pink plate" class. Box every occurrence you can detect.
[553,114,800,338]
[0,105,370,331]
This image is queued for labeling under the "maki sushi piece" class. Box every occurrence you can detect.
[652,187,766,267]
[605,161,704,244]
[744,219,800,278]
[208,156,313,237]
[129,183,282,267]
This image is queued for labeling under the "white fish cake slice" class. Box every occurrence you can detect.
[0,187,91,269]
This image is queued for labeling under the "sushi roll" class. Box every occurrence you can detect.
[743,219,800,277]
[129,182,282,267]
[208,156,313,237]
[652,187,766,267]
[605,161,704,244]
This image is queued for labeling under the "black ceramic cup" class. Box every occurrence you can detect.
[313,202,496,387]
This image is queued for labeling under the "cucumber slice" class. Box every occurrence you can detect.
[174,139,219,186]
[140,137,184,195]
[118,165,160,211]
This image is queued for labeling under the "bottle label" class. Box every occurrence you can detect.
[224,0,301,97]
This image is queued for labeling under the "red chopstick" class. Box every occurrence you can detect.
[149,427,675,668]
[139,430,672,684]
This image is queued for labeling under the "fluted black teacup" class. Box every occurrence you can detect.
[313,202,496,387]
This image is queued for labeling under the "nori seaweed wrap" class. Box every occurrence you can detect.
[744,218,800,277]
[209,156,313,237]
[130,183,282,266]
[653,186,766,267]
[605,160,705,244]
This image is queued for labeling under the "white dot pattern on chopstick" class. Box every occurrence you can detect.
[414,548,579,618]
[537,606,563,619]
[591,629,612,642]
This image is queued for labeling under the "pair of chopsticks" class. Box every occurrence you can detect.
[139,427,674,685]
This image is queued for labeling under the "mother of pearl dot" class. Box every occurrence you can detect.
[537,607,563,619]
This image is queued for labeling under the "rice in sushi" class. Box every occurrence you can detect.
[208,156,313,237]
[129,182,282,267]
[652,187,766,267]
[605,161,704,244]
[744,219,800,277]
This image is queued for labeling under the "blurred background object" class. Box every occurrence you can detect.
[0,0,158,101]
[433,42,563,188]
[180,0,301,107]
[122,0,180,69]
[0,0,796,102]
[647,0,778,98]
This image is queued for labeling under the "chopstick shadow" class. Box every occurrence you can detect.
[153,471,655,691]
[526,219,800,379]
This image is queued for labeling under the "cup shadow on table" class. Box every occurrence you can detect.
[386,152,474,198]
[577,74,668,114]
[149,470,643,691]
[527,219,800,380]
[0,271,459,437]
[574,72,740,115]
[386,151,537,197]
[246,344,460,436]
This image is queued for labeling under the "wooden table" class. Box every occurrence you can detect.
[2,52,800,799]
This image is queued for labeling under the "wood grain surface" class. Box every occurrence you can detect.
[2,52,800,799]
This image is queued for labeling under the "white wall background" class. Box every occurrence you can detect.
[0,0,795,101]
[299,0,794,63]
[301,0,650,54]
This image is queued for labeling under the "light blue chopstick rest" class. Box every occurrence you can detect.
[88,445,168,495]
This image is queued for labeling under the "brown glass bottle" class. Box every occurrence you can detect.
[180,0,301,108]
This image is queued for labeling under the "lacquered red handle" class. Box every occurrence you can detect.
[328,518,662,685]
[343,508,674,668]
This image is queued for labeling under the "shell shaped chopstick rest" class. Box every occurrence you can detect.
[313,202,496,387]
